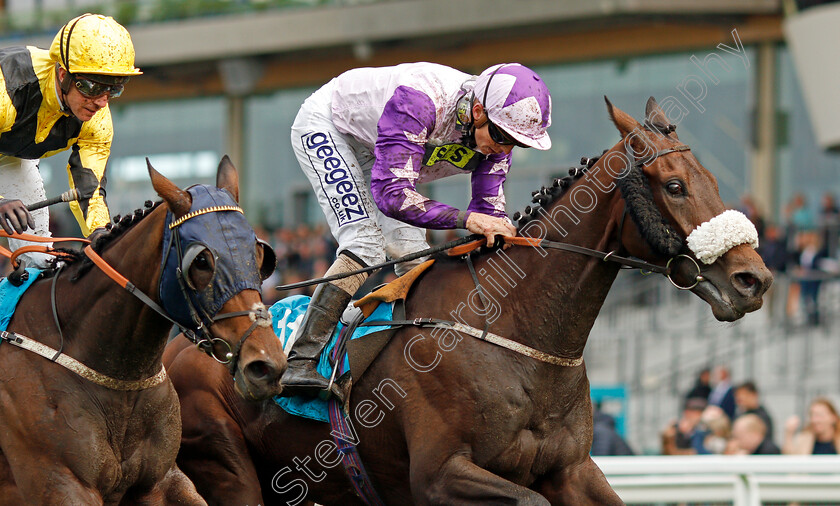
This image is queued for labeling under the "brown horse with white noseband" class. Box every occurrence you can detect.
[166,98,771,505]
[0,156,285,504]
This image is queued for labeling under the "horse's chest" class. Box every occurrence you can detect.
[479,395,589,482]
[0,368,179,498]
[92,395,181,496]
[485,422,579,484]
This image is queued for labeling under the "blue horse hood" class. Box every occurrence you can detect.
[158,185,261,329]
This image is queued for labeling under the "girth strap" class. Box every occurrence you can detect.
[360,318,583,367]
[0,330,167,390]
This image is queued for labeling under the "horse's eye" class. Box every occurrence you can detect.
[667,181,684,195]
[194,253,211,270]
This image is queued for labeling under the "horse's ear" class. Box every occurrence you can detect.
[644,96,678,139]
[605,96,640,139]
[148,158,192,217]
[216,155,240,203]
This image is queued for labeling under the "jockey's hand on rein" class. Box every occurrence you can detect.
[466,212,517,248]
[0,198,34,235]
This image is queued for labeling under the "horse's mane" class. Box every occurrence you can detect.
[43,200,163,281]
[511,156,593,229]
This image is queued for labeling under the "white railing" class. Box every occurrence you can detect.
[594,455,840,505]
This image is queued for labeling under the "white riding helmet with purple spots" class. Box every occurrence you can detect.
[474,63,552,150]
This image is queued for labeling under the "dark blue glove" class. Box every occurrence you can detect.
[0,198,34,235]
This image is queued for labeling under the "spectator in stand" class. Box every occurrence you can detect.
[783,397,840,455]
[819,192,840,257]
[270,223,340,299]
[793,230,835,326]
[784,192,815,236]
[734,381,775,442]
[758,224,790,274]
[685,367,712,402]
[738,194,766,239]
[708,365,736,422]
[690,404,731,454]
[757,223,791,318]
[726,413,780,455]
[591,402,634,456]
[662,397,707,455]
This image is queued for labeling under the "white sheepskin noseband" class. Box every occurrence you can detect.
[686,210,759,265]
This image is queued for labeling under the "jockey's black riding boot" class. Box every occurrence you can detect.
[280,282,352,401]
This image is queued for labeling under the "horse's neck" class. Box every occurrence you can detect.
[504,175,623,359]
[62,219,171,381]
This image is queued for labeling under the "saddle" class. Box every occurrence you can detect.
[271,260,434,422]
[346,259,435,376]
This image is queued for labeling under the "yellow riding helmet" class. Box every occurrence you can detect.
[49,13,142,77]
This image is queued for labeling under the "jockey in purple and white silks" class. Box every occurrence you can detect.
[282,62,552,400]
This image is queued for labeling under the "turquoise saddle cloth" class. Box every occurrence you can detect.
[0,268,41,332]
[270,295,392,422]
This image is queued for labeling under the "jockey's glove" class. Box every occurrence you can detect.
[0,198,34,235]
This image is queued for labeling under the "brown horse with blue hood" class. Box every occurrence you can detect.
[0,156,284,504]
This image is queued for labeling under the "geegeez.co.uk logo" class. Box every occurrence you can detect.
[303,132,368,226]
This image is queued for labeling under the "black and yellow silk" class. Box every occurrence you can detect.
[0,46,112,236]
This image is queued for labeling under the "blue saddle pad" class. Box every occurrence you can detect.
[270,295,393,422]
[0,268,42,332]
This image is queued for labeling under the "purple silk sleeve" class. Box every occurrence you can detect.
[370,86,510,229]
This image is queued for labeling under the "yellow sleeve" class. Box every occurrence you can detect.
[0,69,17,135]
[67,105,113,236]
[0,72,17,199]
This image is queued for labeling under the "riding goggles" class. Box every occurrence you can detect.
[487,120,529,148]
[72,74,128,98]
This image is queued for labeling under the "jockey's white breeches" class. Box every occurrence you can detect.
[0,156,54,269]
[291,81,428,276]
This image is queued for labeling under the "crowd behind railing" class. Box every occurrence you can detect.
[592,364,840,460]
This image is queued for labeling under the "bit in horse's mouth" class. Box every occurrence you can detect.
[691,279,745,321]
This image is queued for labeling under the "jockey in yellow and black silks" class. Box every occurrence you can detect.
[0,13,141,268]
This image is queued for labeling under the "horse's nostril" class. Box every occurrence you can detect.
[734,272,761,296]
[244,360,277,383]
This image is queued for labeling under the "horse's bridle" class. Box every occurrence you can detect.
[165,206,268,368]
[86,203,270,374]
